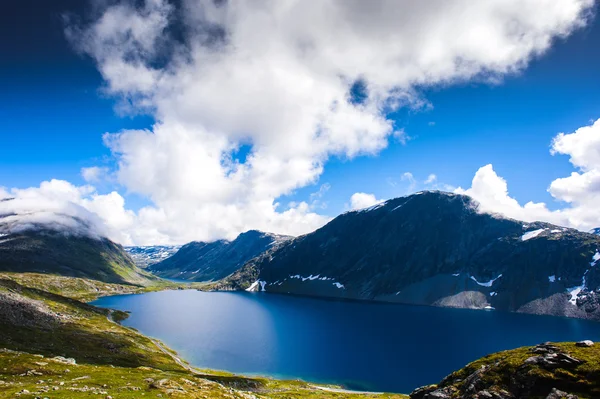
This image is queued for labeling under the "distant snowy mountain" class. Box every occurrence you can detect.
[125,245,180,268]
[590,228,600,236]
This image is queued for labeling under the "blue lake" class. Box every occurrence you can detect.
[91,290,600,393]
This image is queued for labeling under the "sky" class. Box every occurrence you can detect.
[1,0,600,245]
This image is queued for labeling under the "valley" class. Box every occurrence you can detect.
[1,191,600,398]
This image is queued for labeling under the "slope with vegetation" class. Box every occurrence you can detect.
[0,228,151,285]
[0,275,406,398]
[410,342,600,399]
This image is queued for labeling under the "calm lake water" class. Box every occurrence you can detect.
[91,290,600,393]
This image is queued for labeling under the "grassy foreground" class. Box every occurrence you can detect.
[0,272,209,301]
[0,274,406,398]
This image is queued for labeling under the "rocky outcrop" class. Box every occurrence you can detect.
[410,342,597,399]
[0,291,72,329]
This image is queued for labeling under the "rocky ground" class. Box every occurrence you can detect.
[410,342,600,399]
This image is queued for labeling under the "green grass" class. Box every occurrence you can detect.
[426,342,600,399]
[0,272,209,301]
[0,275,407,398]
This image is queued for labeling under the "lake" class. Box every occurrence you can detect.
[91,290,600,393]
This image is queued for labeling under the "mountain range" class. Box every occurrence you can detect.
[217,191,600,320]
[149,230,290,281]
[125,245,181,268]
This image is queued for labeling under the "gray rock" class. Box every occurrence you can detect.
[545,387,578,399]
[575,340,594,347]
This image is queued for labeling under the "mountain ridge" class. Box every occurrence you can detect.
[217,191,600,320]
[150,229,291,281]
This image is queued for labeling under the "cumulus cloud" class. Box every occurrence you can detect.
[54,0,594,244]
[349,193,383,211]
[456,118,600,231]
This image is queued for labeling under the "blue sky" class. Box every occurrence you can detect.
[1,1,599,244]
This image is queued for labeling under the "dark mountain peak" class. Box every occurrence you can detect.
[220,190,600,321]
[151,229,290,281]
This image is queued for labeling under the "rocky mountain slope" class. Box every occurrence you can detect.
[591,228,600,236]
[150,230,291,281]
[218,191,600,320]
[410,341,600,399]
[0,212,151,285]
[125,245,180,268]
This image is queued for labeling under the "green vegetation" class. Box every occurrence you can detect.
[0,272,208,301]
[0,275,406,398]
[413,342,600,398]
[0,230,151,285]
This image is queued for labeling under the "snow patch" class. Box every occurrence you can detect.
[550,229,562,233]
[470,274,502,287]
[490,292,497,296]
[592,252,600,266]
[568,286,583,305]
[521,229,546,241]
[452,273,460,277]
[484,306,495,310]
[360,202,387,212]
[246,281,259,292]
[567,271,589,305]
[333,282,345,289]
[548,275,556,283]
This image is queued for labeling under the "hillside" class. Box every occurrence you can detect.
[0,229,151,285]
[410,341,600,399]
[0,276,405,398]
[151,230,291,281]
[218,191,600,320]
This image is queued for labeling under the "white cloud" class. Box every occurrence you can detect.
[81,166,110,183]
[401,172,417,192]
[424,174,438,184]
[349,192,383,211]
[0,180,108,239]
[456,118,600,230]
[56,0,593,244]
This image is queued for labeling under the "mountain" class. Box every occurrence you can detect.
[125,245,181,268]
[218,191,600,320]
[150,230,291,281]
[590,227,600,236]
[0,210,150,285]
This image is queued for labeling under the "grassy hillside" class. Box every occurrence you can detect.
[0,230,152,285]
[410,342,600,399]
[0,272,208,301]
[0,276,406,398]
